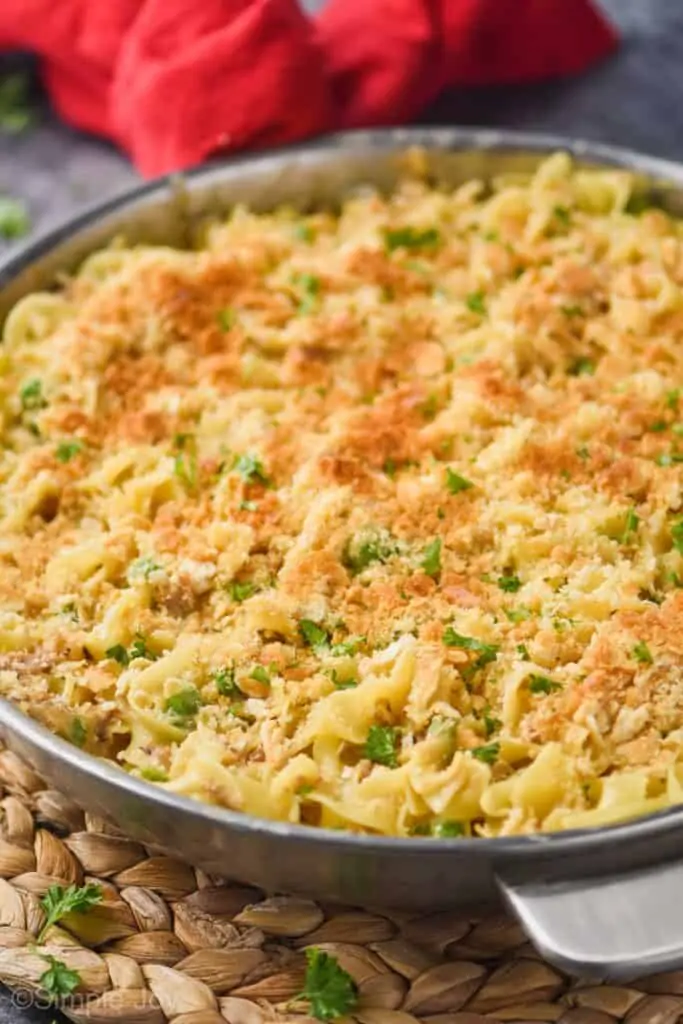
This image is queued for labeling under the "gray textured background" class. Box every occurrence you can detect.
[0,0,680,1018]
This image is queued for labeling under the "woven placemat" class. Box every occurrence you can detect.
[0,748,678,1024]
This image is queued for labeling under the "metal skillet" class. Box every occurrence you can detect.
[2,127,683,981]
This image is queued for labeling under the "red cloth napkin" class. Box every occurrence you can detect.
[0,0,617,178]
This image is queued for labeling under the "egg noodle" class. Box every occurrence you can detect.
[2,153,683,838]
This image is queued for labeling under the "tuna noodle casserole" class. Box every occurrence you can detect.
[2,153,683,838]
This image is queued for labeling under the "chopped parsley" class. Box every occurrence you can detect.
[656,451,683,467]
[299,619,331,651]
[0,73,36,134]
[666,389,681,411]
[528,674,561,694]
[70,717,87,748]
[0,196,30,239]
[498,574,521,593]
[364,725,400,768]
[442,628,500,668]
[561,304,583,318]
[105,644,130,667]
[214,665,243,698]
[420,393,439,420]
[249,665,271,685]
[39,955,81,999]
[471,742,500,764]
[239,499,259,511]
[482,709,501,737]
[383,457,397,478]
[568,357,595,376]
[173,438,198,491]
[139,766,169,782]
[421,538,442,578]
[553,205,572,226]
[505,607,531,623]
[621,507,640,542]
[517,643,531,661]
[465,291,486,316]
[294,223,315,243]
[300,948,358,1021]
[216,307,236,331]
[432,820,465,838]
[19,377,46,411]
[55,439,83,463]
[576,445,590,460]
[227,580,258,602]
[329,635,365,656]
[128,556,162,581]
[233,453,271,487]
[672,519,683,554]
[39,883,103,942]
[164,687,202,722]
[343,529,397,574]
[295,272,321,315]
[632,641,653,665]
[384,226,441,253]
[648,420,668,433]
[445,467,473,494]
[129,636,158,662]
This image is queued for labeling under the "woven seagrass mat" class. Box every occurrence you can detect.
[0,747,677,1024]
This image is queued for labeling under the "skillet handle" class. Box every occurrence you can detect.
[496,859,683,980]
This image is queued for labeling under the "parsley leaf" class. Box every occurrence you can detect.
[69,717,87,748]
[568,357,595,376]
[300,948,358,1021]
[55,439,83,463]
[127,556,162,582]
[39,883,103,942]
[0,195,30,239]
[139,766,169,782]
[471,742,500,764]
[421,538,442,578]
[342,529,397,574]
[233,453,271,487]
[294,223,315,243]
[442,628,500,668]
[227,580,257,602]
[129,636,158,662]
[553,205,571,226]
[39,955,81,999]
[20,378,46,411]
[384,226,441,253]
[249,665,271,685]
[465,291,487,316]
[329,635,365,656]
[299,619,331,651]
[445,467,474,494]
[364,725,400,768]
[517,643,531,661]
[213,665,243,698]
[498,574,521,593]
[164,687,202,722]
[105,644,130,667]
[216,307,236,331]
[672,519,683,554]
[622,507,640,542]
[295,272,321,315]
[528,674,561,694]
[433,820,465,838]
[633,641,653,664]
[0,73,36,134]
[482,709,501,737]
